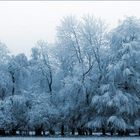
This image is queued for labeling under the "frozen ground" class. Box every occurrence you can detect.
[0,137,139,140]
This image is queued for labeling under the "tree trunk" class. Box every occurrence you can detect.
[124,129,129,136]
[10,129,16,135]
[118,130,124,136]
[35,128,42,136]
[86,92,89,106]
[11,73,15,96]
[0,129,5,136]
[26,130,30,136]
[139,128,140,136]
[89,128,92,135]
[71,128,75,135]
[118,130,121,136]
[43,130,45,136]
[85,129,88,135]
[110,130,113,136]
[19,130,22,136]
[102,127,106,135]
[49,129,55,135]
[61,124,64,136]
[77,128,80,135]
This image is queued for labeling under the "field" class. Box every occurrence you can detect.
[0,137,139,140]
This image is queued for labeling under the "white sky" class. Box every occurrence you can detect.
[0,1,140,57]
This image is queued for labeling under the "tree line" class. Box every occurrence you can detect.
[0,15,140,136]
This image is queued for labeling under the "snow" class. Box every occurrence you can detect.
[0,137,139,140]
[0,16,140,137]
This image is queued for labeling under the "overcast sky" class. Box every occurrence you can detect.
[0,1,140,57]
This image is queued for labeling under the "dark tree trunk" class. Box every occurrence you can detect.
[110,130,113,136]
[124,129,129,136]
[86,92,89,106]
[71,128,75,135]
[49,129,55,135]
[19,130,22,136]
[89,128,92,135]
[22,130,26,136]
[11,73,15,96]
[49,83,52,95]
[119,130,124,136]
[82,129,84,135]
[0,129,5,136]
[26,130,30,136]
[10,129,16,135]
[43,130,45,136]
[102,127,106,135]
[77,128,80,135]
[118,130,121,136]
[77,128,83,135]
[85,129,88,135]
[35,128,42,136]
[139,128,140,136]
[118,130,124,136]
[61,124,64,136]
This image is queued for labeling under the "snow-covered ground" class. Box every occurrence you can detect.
[0,137,139,140]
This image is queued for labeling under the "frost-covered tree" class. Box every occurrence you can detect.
[8,53,29,95]
[28,41,59,135]
[0,15,140,137]
[31,41,54,95]
[92,17,140,136]
[28,92,60,136]
[0,41,10,65]
[56,15,109,135]
[0,95,29,135]
[0,42,12,100]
